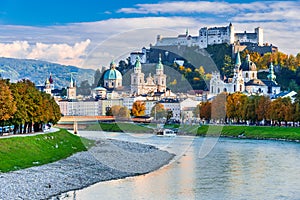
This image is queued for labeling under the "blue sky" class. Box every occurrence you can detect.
[0,0,299,69]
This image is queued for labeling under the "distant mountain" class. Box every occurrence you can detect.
[0,57,95,88]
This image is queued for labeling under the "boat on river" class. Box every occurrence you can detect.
[156,128,177,137]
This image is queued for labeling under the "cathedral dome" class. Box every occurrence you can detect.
[241,54,256,71]
[103,61,122,80]
[103,68,122,80]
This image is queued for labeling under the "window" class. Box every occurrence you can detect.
[234,85,236,92]
[240,85,242,91]
[246,73,248,78]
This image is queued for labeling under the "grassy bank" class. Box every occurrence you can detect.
[197,125,300,141]
[85,122,154,133]
[0,129,93,172]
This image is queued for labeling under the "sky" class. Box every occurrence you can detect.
[0,0,299,69]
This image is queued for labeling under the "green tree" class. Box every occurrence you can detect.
[166,110,173,121]
[77,80,91,96]
[92,69,102,88]
[222,54,234,78]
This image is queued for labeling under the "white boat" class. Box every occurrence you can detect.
[156,129,177,137]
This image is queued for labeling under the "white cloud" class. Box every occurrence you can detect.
[117,1,268,15]
[0,1,300,69]
[0,41,30,58]
[0,39,91,67]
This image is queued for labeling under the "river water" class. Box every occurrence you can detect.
[62,131,300,200]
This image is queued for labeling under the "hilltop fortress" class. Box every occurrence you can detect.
[156,23,263,48]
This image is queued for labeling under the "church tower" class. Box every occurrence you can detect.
[131,57,145,95]
[44,78,52,95]
[232,51,244,92]
[67,74,77,100]
[267,62,277,84]
[154,54,167,92]
[229,22,235,44]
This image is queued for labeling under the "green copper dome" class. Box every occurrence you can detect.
[103,68,122,80]
[104,61,122,80]
[235,51,241,67]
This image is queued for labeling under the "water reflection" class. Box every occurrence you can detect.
[61,133,300,200]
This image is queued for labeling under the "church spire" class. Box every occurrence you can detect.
[267,62,277,83]
[156,54,164,72]
[235,51,241,67]
[134,56,141,73]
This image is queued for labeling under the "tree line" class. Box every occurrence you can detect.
[0,79,61,134]
[106,101,173,121]
[194,92,300,126]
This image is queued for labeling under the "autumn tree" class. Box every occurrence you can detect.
[151,103,167,120]
[226,92,247,123]
[110,105,131,119]
[211,92,227,122]
[200,101,212,122]
[255,95,271,124]
[293,90,300,123]
[269,97,293,126]
[0,80,17,132]
[222,54,234,78]
[119,106,131,119]
[131,101,146,117]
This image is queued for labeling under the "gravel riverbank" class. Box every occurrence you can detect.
[0,138,174,200]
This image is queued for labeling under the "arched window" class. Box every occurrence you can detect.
[252,73,255,78]
[217,88,220,93]
[240,85,242,91]
[134,78,136,84]
[224,88,227,92]
[234,85,236,92]
[211,86,214,93]
[246,73,248,78]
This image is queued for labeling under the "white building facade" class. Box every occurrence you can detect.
[155,23,263,48]
[210,52,280,96]
[131,56,166,95]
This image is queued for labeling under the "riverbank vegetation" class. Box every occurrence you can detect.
[0,129,93,172]
[0,79,61,134]
[85,122,153,133]
[196,125,300,141]
[194,91,300,126]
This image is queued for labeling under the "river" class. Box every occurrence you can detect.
[60,131,300,200]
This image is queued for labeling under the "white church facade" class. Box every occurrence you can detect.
[210,51,280,96]
[131,55,167,95]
